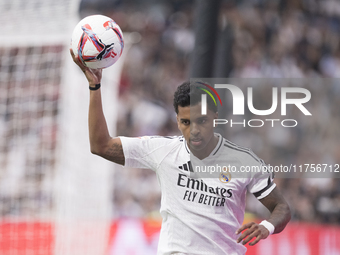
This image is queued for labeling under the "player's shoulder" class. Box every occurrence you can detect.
[135,135,185,146]
[137,135,183,141]
[139,135,187,153]
[221,138,265,165]
[119,135,186,154]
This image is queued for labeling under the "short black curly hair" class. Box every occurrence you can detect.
[173,81,218,114]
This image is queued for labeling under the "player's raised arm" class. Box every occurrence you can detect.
[70,49,125,165]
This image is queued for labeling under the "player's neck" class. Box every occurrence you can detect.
[190,135,219,160]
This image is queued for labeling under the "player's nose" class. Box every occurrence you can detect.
[190,123,200,136]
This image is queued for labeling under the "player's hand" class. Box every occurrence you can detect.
[69,48,102,87]
[236,222,270,246]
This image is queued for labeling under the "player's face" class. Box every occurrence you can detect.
[177,103,218,159]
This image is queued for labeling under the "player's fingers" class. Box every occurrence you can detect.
[69,48,74,57]
[69,48,87,70]
[69,48,101,83]
[236,222,254,235]
[249,235,262,246]
[236,222,260,243]
[236,228,252,243]
[69,48,77,62]
[241,229,260,245]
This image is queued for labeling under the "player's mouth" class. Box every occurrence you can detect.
[190,138,202,147]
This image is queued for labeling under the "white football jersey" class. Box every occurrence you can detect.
[119,133,275,255]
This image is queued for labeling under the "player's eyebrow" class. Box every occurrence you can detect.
[179,118,190,122]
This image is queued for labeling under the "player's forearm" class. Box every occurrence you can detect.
[88,88,111,155]
[267,202,291,234]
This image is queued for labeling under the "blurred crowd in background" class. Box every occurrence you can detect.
[1,0,339,225]
[79,0,340,224]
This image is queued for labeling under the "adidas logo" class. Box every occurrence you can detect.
[178,161,193,172]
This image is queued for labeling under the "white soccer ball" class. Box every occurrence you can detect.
[71,15,124,69]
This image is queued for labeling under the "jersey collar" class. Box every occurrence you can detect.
[209,133,223,156]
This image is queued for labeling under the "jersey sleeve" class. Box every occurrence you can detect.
[119,136,175,171]
[248,167,276,200]
[244,152,276,200]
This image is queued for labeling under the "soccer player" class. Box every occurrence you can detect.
[70,50,291,255]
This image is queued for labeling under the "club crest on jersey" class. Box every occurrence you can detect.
[219,167,231,183]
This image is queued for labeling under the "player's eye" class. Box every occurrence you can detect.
[197,118,207,124]
[181,120,190,125]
